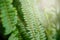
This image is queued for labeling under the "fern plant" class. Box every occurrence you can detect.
[0,0,60,40]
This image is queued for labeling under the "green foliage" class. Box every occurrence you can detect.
[0,0,17,35]
[0,0,60,40]
[19,0,46,40]
[8,29,23,40]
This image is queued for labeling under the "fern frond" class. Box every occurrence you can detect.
[16,17,32,40]
[8,29,23,40]
[46,24,57,40]
[19,0,46,40]
[39,0,57,40]
[0,0,17,35]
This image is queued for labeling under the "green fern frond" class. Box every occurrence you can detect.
[40,0,57,40]
[46,24,57,40]
[17,18,31,40]
[8,29,23,40]
[12,0,25,24]
[19,0,46,40]
[0,0,17,35]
